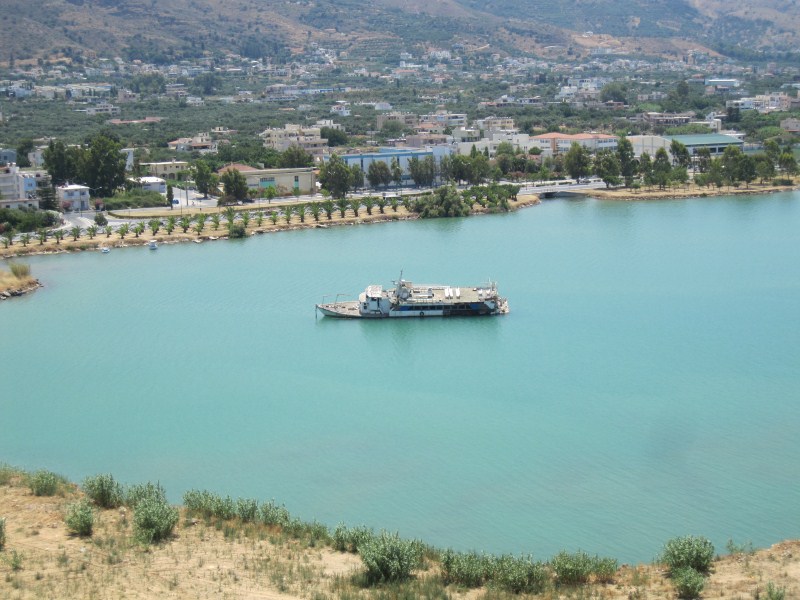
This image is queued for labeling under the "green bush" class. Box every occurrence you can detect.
[492,554,549,594]
[228,222,247,238]
[333,523,374,553]
[103,190,166,210]
[260,500,291,527]
[765,581,786,600]
[235,498,259,523]
[0,463,22,485]
[672,567,705,599]
[591,555,619,583]
[65,500,94,536]
[660,536,715,573]
[28,470,63,496]
[359,531,423,584]
[125,481,166,508]
[8,262,30,279]
[439,549,495,588]
[0,517,6,550]
[551,550,594,584]
[82,474,123,508]
[133,496,178,544]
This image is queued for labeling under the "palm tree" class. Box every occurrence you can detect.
[255,211,264,227]
[20,233,31,247]
[240,211,250,229]
[104,226,113,238]
[321,199,334,221]
[37,228,47,245]
[149,219,161,236]
[70,226,82,241]
[211,213,221,231]
[53,229,65,245]
[295,203,306,223]
[335,198,349,218]
[283,207,293,224]
[308,202,321,223]
[166,216,176,235]
[86,225,98,240]
[179,216,191,233]
[376,196,387,214]
[269,211,279,225]
[3,230,14,247]
[224,207,237,229]
[349,198,361,217]
[363,196,375,216]
[117,224,129,239]
[133,223,145,238]
[194,214,206,235]
[390,198,399,212]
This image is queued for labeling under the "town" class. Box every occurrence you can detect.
[1,41,799,243]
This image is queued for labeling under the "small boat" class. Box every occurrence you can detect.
[100,247,110,253]
[316,274,509,318]
[148,240,158,250]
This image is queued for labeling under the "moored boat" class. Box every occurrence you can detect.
[316,275,509,318]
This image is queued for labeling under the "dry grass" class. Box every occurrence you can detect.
[0,270,36,295]
[590,179,798,201]
[1,471,798,600]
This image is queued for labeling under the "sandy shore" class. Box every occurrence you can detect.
[588,179,798,201]
[0,472,797,599]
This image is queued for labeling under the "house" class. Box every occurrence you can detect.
[142,160,190,180]
[217,164,316,195]
[168,133,217,154]
[259,125,328,160]
[0,148,16,165]
[135,177,167,193]
[57,184,91,211]
[780,118,800,133]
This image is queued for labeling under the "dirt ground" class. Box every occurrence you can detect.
[1,477,797,600]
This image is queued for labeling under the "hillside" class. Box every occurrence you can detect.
[1,0,798,65]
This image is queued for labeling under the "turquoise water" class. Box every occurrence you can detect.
[2,193,799,564]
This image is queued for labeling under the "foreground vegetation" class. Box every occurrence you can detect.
[0,462,797,599]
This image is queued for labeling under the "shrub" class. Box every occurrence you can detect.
[8,262,30,279]
[228,222,247,238]
[0,463,22,486]
[359,531,423,584]
[551,550,594,585]
[260,500,291,527]
[333,523,374,553]
[125,482,166,508]
[0,517,5,550]
[591,555,619,583]
[235,498,259,523]
[83,474,123,508]
[672,567,705,599]
[765,581,786,600]
[660,536,715,573]
[133,496,178,544]
[94,213,108,226]
[28,470,62,496]
[65,500,94,536]
[440,549,495,588]
[493,554,549,594]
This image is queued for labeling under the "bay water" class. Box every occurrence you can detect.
[2,192,799,564]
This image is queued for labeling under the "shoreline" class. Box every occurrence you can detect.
[0,465,798,599]
[1,182,796,261]
[0,278,41,300]
[0,194,542,260]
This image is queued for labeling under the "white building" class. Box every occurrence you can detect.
[136,177,167,193]
[57,184,91,211]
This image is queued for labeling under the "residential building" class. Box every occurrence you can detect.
[168,133,217,154]
[142,160,190,180]
[217,164,316,195]
[780,118,800,133]
[259,124,328,159]
[641,112,694,127]
[0,148,17,164]
[57,184,91,211]
[530,132,618,157]
[376,112,419,130]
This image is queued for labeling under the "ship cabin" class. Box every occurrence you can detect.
[359,285,392,316]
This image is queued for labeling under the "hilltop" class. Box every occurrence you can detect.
[1,0,799,66]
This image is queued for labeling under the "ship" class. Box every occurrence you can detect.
[316,275,509,318]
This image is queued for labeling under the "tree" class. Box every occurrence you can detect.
[349,165,365,191]
[319,154,353,199]
[390,157,403,188]
[563,143,592,182]
[279,144,314,168]
[669,140,691,168]
[737,155,757,188]
[192,160,214,198]
[320,127,347,146]
[599,82,627,104]
[778,152,798,175]
[15,139,34,168]
[43,140,78,186]
[117,224,129,239]
[617,136,637,187]
[166,184,174,209]
[53,229,65,245]
[220,168,248,201]
[83,135,126,197]
[695,147,711,173]
[70,226,82,241]
[653,148,672,190]
[755,154,775,183]
[149,219,161,235]
[367,161,392,188]
[638,152,653,188]
[764,139,781,166]
[133,223,145,238]
[593,150,621,188]
[86,225,98,239]
[37,186,58,211]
